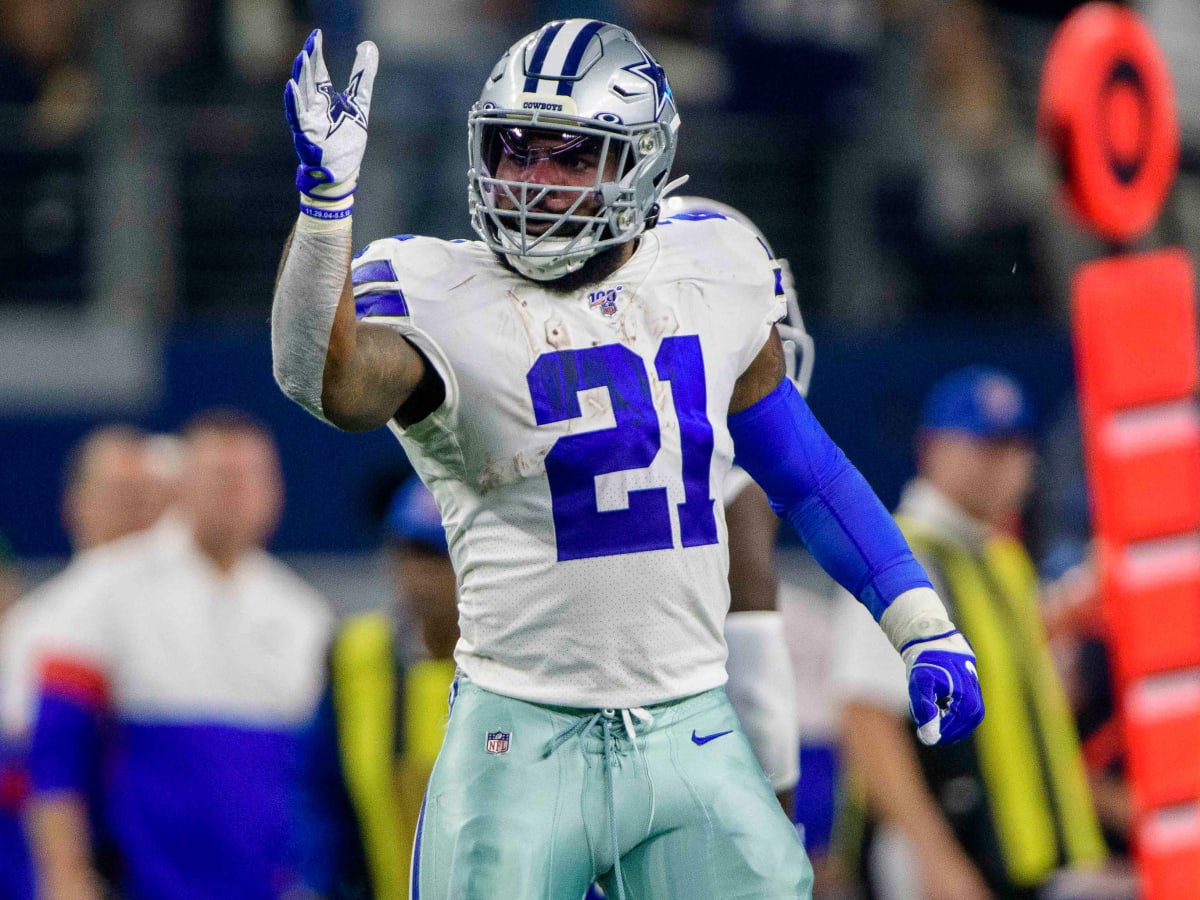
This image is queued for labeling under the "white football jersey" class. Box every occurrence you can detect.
[354,214,785,708]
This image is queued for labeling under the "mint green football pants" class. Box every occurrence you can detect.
[411,675,812,899]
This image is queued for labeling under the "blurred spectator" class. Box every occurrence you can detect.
[0,0,96,142]
[291,475,456,900]
[26,410,331,900]
[0,425,176,900]
[832,366,1107,899]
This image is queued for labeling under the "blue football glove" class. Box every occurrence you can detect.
[900,630,984,746]
[283,29,378,220]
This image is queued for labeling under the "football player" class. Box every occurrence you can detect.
[273,20,983,899]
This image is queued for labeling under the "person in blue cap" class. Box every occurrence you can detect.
[831,366,1109,900]
[291,474,457,900]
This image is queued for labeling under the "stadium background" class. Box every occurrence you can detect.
[1,0,1197,582]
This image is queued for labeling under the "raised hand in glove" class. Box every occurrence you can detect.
[284,29,378,220]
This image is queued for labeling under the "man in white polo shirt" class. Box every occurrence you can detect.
[27,410,332,900]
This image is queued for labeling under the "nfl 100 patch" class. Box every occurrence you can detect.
[587,285,623,317]
[485,730,511,755]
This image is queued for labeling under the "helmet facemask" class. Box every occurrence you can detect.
[469,109,671,281]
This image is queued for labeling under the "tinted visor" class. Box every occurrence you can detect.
[483,125,605,176]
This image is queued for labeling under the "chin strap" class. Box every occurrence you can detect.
[505,245,590,281]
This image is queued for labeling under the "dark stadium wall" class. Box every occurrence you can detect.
[0,323,1073,559]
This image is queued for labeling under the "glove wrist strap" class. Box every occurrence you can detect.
[299,191,354,221]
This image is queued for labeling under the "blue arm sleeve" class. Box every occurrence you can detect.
[728,379,931,621]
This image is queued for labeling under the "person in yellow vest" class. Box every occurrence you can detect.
[290,475,457,900]
[830,366,1106,900]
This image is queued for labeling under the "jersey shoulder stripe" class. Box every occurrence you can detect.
[352,236,497,321]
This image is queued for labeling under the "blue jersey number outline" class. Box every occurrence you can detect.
[527,336,717,561]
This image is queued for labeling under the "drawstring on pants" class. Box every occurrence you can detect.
[544,707,655,900]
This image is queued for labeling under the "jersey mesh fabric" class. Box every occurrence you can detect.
[356,217,784,708]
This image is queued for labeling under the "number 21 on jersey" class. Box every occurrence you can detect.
[526,336,718,561]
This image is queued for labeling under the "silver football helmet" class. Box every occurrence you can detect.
[468,20,680,281]
[661,196,815,396]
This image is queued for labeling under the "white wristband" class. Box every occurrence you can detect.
[724,610,800,792]
[271,214,352,420]
[878,586,958,654]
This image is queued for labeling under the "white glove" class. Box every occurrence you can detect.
[283,29,378,220]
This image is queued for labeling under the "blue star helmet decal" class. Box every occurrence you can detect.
[319,70,369,138]
[622,46,673,121]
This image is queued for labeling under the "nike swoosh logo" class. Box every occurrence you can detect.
[691,729,733,746]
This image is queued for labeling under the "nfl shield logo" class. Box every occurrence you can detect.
[485,730,511,755]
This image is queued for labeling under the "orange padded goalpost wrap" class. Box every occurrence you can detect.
[1040,4,1198,897]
